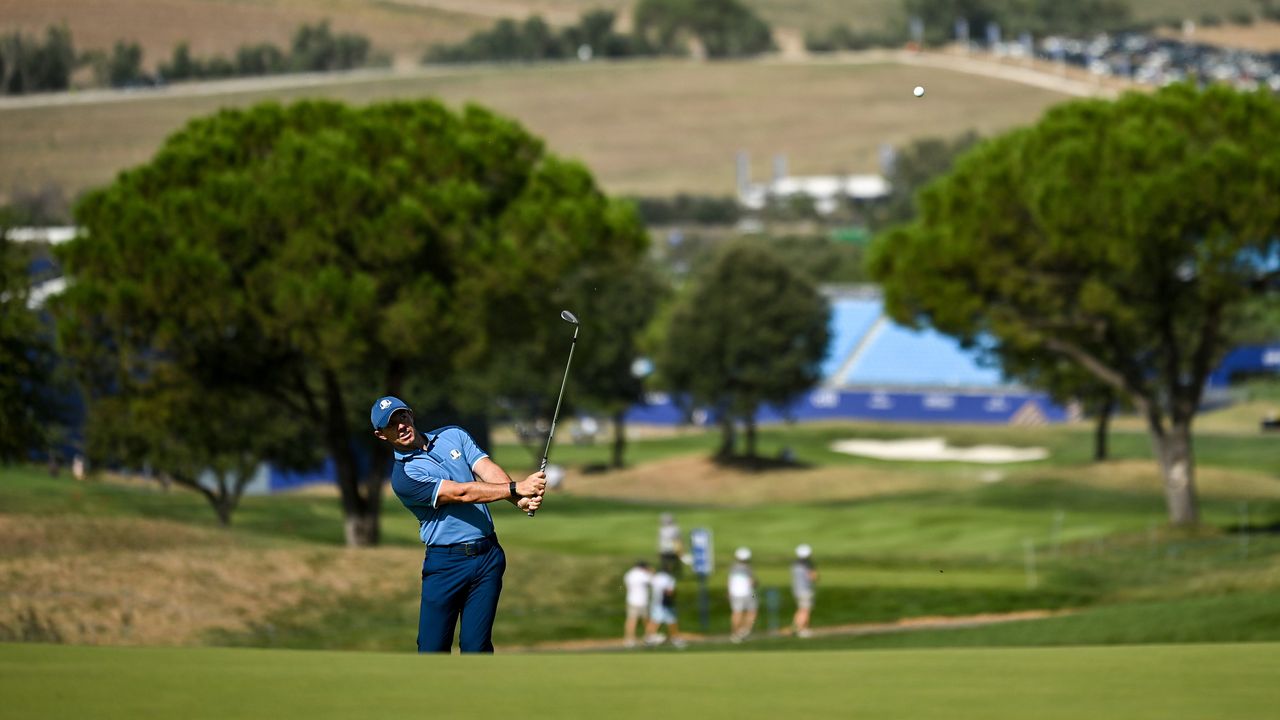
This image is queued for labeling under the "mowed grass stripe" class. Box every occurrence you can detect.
[0,59,1067,198]
[2,642,1277,719]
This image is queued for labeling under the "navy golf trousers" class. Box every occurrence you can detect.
[418,536,506,653]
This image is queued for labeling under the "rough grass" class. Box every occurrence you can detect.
[0,59,1068,200]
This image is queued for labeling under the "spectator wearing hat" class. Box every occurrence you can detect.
[657,512,685,578]
[790,544,818,638]
[645,556,686,648]
[727,546,758,642]
[623,559,654,648]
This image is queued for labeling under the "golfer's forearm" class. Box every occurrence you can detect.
[471,458,522,504]
[437,480,516,505]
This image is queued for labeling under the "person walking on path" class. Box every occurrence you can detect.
[372,395,546,653]
[727,547,758,642]
[623,560,654,647]
[645,557,686,648]
[790,543,819,638]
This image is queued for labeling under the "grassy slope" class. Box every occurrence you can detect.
[0,59,1066,200]
[3,417,1278,651]
[2,642,1278,720]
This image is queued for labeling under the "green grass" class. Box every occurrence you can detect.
[3,417,1278,652]
[733,592,1280,652]
[498,420,1280,476]
[2,642,1278,719]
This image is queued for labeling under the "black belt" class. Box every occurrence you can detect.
[427,535,496,557]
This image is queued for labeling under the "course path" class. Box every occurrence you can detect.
[0,48,1123,112]
[513,609,1066,653]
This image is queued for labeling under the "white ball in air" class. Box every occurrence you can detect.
[913,85,925,98]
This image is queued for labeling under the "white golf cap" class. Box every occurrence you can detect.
[796,544,812,559]
[734,547,752,562]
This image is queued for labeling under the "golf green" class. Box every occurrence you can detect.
[3,642,1275,719]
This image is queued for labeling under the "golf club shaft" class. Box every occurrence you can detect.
[529,326,578,517]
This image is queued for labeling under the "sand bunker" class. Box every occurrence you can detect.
[831,437,1049,464]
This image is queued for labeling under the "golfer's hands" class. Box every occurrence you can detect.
[516,471,546,499]
[517,494,543,513]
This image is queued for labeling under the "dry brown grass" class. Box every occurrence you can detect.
[0,0,493,68]
[0,58,1068,201]
[1156,20,1280,52]
[0,514,419,646]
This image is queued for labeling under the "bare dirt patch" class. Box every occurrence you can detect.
[558,454,959,506]
[1157,21,1280,52]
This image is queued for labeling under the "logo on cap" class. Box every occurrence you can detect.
[380,399,392,410]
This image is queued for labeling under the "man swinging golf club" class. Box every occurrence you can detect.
[372,395,546,653]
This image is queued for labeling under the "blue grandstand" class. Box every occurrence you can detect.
[628,287,1072,426]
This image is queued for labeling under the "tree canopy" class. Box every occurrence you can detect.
[54,98,647,543]
[658,242,829,460]
[870,83,1280,526]
[0,221,63,461]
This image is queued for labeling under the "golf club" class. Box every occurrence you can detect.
[528,309,579,517]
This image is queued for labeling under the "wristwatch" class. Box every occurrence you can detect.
[509,481,520,499]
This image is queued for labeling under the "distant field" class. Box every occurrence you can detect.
[0,0,496,69]
[3,642,1278,720]
[0,58,1068,200]
[2,0,1264,62]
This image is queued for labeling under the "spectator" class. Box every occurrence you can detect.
[645,557,686,648]
[790,544,818,638]
[623,560,653,648]
[727,546,758,642]
[658,512,685,578]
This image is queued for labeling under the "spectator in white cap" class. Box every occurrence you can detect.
[622,559,653,648]
[790,544,818,638]
[727,546,758,642]
[657,512,684,578]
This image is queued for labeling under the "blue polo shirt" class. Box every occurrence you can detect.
[391,426,494,546]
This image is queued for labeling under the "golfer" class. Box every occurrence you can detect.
[372,395,546,653]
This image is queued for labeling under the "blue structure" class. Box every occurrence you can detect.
[1207,343,1280,387]
[627,289,1070,426]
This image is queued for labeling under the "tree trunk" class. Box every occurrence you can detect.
[1093,393,1114,462]
[744,415,757,461]
[717,415,736,459]
[1150,420,1199,527]
[324,369,379,547]
[611,408,627,469]
[214,496,234,527]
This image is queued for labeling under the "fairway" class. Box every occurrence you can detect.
[2,642,1276,719]
[0,58,1068,199]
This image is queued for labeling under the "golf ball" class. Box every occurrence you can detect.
[913,85,925,98]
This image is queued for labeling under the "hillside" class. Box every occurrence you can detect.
[0,58,1070,201]
[0,0,1269,70]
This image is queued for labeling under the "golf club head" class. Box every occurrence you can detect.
[561,310,579,325]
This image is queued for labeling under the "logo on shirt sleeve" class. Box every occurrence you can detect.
[450,449,461,460]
